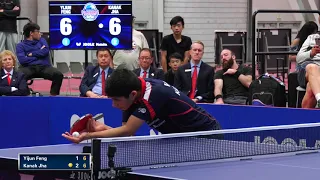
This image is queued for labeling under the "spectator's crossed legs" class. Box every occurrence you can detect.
[20,65,63,95]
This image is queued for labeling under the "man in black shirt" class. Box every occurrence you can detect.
[160,16,192,72]
[214,49,252,105]
[0,0,20,56]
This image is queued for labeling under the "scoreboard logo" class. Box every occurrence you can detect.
[81,2,99,21]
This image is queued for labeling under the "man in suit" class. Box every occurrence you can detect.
[0,50,29,96]
[133,48,164,80]
[80,48,113,98]
[174,41,214,103]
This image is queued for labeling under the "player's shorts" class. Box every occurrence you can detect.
[297,60,320,88]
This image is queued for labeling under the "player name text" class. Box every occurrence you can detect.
[23,156,48,162]
[22,163,47,168]
[60,5,71,14]
[108,5,121,14]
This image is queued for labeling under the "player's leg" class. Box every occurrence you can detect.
[40,66,63,95]
[301,82,317,108]
[301,64,320,108]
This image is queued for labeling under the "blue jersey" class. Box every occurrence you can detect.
[123,78,219,134]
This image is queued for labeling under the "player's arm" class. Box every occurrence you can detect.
[198,67,214,102]
[0,0,20,17]
[31,38,49,58]
[238,74,252,88]
[214,79,224,104]
[16,43,38,65]
[161,50,168,72]
[183,50,190,65]
[79,67,99,98]
[160,37,168,72]
[238,67,253,88]
[86,115,144,139]
[183,37,192,64]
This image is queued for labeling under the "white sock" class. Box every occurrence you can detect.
[315,93,320,101]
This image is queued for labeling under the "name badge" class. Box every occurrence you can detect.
[1,74,7,79]
[185,69,191,72]
[93,73,98,78]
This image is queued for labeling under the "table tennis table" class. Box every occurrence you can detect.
[128,151,320,180]
[0,123,319,180]
[0,143,319,180]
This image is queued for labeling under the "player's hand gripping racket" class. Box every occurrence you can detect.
[70,114,93,134]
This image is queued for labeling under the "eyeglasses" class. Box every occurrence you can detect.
[139,57,152,60]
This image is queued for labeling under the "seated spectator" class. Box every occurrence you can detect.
[16,22,63,96]
[214,49,252,105]
[289,21,318,65]
[174,41,214,103]
[80,48,113,98]
[296,33,320,108]
[164,52,183,86]
[0,50,29,96]
[133,48,164,80]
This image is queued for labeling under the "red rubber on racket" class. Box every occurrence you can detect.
[70,114,93,134]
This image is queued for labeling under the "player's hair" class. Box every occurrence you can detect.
[96,48,113,58]
[105,68,141,98]
[170,16,185,26]
[0,50,17,68]
[191,41,205,49]
[221,48,235,57]
[169,52,183,61]
[23,22,40,37]
[139,48,153,58]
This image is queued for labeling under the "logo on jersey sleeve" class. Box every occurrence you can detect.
[138,108,146,114]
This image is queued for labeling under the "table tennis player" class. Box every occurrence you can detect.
[63,68,221,143]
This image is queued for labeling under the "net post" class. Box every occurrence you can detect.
[92,139,101,177]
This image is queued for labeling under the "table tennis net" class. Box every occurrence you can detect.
[97,123,320,169]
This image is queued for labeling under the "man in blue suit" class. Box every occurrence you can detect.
[80,48,113,97]
[0,50,29,96]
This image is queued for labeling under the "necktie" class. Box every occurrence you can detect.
[7,73,11,86]
[189,66,197,99]
[101,70,106,96]
[143,71,147,78]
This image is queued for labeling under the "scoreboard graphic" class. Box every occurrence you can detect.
[49,1,132,50]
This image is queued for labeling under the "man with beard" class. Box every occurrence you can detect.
[214,49,252,105]
[174,41,214,103]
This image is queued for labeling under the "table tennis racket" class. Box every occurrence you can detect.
[70,114,93,134]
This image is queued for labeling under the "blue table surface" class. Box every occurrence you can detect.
[132,152,320,180]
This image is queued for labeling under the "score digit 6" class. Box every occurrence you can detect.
[109,17,121,36]
[60,18,72,36]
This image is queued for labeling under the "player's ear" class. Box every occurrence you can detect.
[129,90,138,100]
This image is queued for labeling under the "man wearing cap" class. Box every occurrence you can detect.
[112,15,149,70]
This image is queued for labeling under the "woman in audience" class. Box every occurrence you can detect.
[0,50,29,96]
[289,21,318,66]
